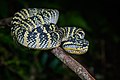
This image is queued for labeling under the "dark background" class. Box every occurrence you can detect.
[0,0,120,80]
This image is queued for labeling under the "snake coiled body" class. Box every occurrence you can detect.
[11,8,89,54]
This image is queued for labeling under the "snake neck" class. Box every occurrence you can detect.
[59,27,83,41]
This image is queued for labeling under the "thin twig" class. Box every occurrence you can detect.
[0,17,12,27]
[0,17,95,80]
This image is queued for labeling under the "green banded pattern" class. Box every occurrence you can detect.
[11,8,89,54]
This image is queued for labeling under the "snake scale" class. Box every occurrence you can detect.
[11,8,89,54]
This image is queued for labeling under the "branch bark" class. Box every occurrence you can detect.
[0,17,95,80]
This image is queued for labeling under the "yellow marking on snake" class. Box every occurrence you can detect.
[13,16,22,22]
[27,18,36,28]
[13,16,32,31]
[23,31,29,46]
[53,25,56,31]
[47,33,51,48]
[63,42,73,45]
[21,20,32,31]
[61,28,65,35]
[22,9,30,17]
[43,27,48,33]
[12,21,19,25]
[60,28,67,41]
[36,33,40,48]
[15,12,25,19]
[46,10,51,16]
[49,25,52,30]
[37,14,44,24]
[15,27,20,36]
[75,28,82,34]
[20,24,26,29]
[63,47,79,50]
[71,27,76,37]
[67,27,70,38]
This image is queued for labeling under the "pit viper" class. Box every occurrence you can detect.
[11,8,89,54]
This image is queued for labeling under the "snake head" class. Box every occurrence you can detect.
[62,38,89,55]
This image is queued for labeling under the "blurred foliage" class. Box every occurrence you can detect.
[0,0,120,80]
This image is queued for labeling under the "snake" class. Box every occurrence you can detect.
[11,8,89,54]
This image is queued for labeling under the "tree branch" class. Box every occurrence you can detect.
[51,47,95,80]
[0,17,95,80]
[0,17,12,27]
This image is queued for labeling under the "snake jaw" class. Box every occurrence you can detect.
[62,39,89,55]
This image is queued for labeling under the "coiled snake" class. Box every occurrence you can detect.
[11,8,89,54]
